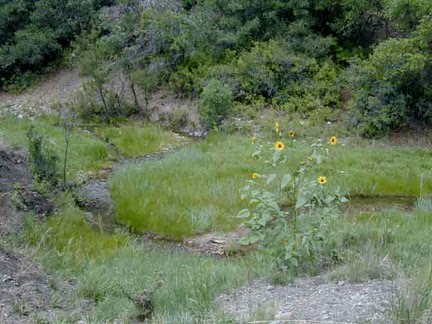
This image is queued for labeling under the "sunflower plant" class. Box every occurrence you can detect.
[238,134,347,274]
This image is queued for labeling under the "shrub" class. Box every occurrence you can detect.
[167,106,189,132]
[27,126,59,186]
[234,41,318,101]
[198,79,233,128]
[347,35,430,137]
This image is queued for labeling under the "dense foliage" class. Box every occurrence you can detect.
[0,0,114,90]
[2,0,432,136]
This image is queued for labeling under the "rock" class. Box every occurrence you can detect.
[0,144,31,192]
[76,180,115,218]
[210,239,224,244]
[17,188,55,216]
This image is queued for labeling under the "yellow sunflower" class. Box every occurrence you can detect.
[318,176,328,185]
[289,131,297,138]
[252,173,259,179]
[274,140,285,151]
[330,135,338,145]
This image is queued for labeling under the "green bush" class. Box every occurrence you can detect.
[27,126,59,185]
[198,79,233,128]
[0,0,114,88]
[347,34,431,137]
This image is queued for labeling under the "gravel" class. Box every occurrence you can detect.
[218,277,396,323]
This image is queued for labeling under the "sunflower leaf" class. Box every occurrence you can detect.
[237,209,250,219]
[281,174,292,189]
[340,196,349,203]
[266,174,277,185]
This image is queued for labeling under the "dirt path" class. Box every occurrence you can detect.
[218,277,395,323]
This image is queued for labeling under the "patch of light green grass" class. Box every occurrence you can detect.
[25,193,128,273]
[96,122,184,157]
[0,115,114,179]
[77,246,269,323]
[109,133,432,239]
[110,134,260,239]
[264,138,432,197]
[326,145,432,196]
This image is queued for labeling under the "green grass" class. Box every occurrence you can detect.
[0,115,113,180]
[96,122,184,157]
[110,134,260,239]
[253,137,432,197]
[390,266,432,323]
[77,247,268,323]
[109,133,432,239]
[24,195,269,323]
[25,194,129,273]
[17,129,432,322]
[327,145,432,196]
[327,207,432,280]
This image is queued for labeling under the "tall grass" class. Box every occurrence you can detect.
[262,140,432,196]
[96,122,184,157]
[390,266,432,323]
[110,134,260,239]
[325,207,432,284]
[23,194,270,322]
[326,146,432,196]
[109,133,432,239]
[78,246,269,323]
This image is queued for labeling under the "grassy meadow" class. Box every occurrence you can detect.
[110,134,261,238]
[110,133,432,239]
[2,114,432,322]
[24,195,270,323]
[96,122,185,157]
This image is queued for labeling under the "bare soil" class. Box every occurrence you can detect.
[0,142,32,236]
[0,143,91,323]
[0,248,93,323]
[0,69,84,117]
[184,225,251,256]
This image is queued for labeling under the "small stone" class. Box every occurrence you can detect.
[2,275,12,283]
[275,312,291,320]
